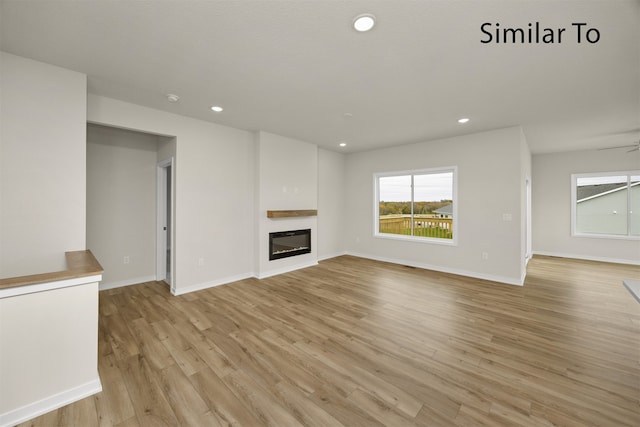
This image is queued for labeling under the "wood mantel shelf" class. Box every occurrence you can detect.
[267,209,318,218]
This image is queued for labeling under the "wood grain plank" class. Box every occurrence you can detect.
[189,367,263,426]
[266,209,317,218]
[17,255,640,426]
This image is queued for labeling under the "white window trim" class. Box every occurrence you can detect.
[570,170,640,240]
[373,166,458,246]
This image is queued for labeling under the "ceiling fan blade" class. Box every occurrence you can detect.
[598,144,637,150]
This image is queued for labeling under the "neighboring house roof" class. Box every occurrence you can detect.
[435,204,453,215]
[577,181,639,203]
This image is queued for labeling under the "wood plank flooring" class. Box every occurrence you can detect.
[17,255,640,426]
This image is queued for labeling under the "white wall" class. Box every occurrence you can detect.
[88,95,255,294]
[344,127,528,285]
[318,148,346,260]
[533,148,640,264]
[86,124,158,287]
[255,131,318,277]
[0,52,87,277]
[0,281,101,426]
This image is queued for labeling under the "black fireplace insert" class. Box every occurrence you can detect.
[269,229,311,261]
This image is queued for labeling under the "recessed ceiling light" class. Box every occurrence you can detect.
[210,106,223,112]
[339,142,347,147]
[166,94,180,103]
[458,117,470,124]
[353,14,376,32]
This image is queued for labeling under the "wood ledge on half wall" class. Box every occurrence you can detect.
[267,209,318,218]
[0,250,104,289]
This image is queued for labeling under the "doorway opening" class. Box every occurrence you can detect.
[525,176,532,263]
[157,158,174,290]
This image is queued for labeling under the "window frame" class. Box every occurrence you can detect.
[373,166,458,246]
[570,170,640,240]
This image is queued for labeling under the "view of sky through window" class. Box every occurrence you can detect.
[379,172,453,202]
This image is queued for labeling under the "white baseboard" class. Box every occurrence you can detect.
[317,251,348,262]
[171,272,255,296]
[116,260,328,296]
[533,251,640,266]
[255,261,319,279]
[0,377,102,427]
[99,275,158,291]
[346,251,524,286]
[172,260,321,295]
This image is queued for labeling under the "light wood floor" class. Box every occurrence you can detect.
[18,255,639,426]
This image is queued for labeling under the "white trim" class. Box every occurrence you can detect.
[346,251,524,286]
[373,232,457,246]
[172,260,321,295]
[99,275,158,291]
[533,251,640,266]
[572,170,640,180]
[525,176,532,261]
[571,232,640,241]
[0,378,102,427]
[0,275,102,299]
[373,166,458,246]
[171,272,254,296]
[317,251,348,262]
[156,162,167,282]
[156,157,175,288]
[256,260,319,280]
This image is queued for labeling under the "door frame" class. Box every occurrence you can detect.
[156,157,175,291]
[525,176,532,263]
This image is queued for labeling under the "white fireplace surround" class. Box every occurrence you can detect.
[255,131,319,278]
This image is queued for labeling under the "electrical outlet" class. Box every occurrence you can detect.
[198,258,204,267]
[482,252,489,260]
[123,256,130,264]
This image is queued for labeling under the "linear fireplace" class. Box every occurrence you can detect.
[269,229,311,261]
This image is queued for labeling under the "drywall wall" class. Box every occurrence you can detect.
[533,148,640,264]
[344,127,528,285]
[0,281,101,426]
[255,131,318,277]
[88,95,255,294]
[0,52,87,277]
[86,124,158,287]
[318,148,346,260]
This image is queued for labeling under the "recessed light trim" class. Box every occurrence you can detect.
[166,94,180,103]
[458,117,470,124]
[339,142,347,147]
[210,106,224,112]
[353,14,375,32]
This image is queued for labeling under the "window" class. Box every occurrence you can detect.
[374,167,457,244]
[571,171,640,239]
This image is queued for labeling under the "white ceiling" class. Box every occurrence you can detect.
[1,0,638,154]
